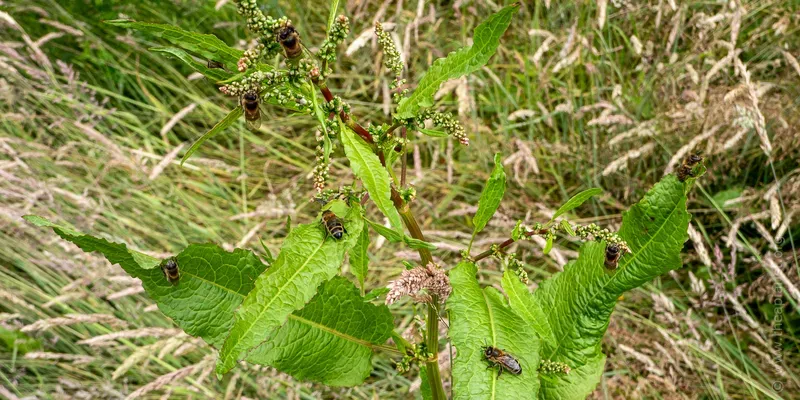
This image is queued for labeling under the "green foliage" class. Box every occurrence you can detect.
[105,19,243,70]
[246,277,393,386]
[0,328,41,354]
[150,47,233,82]
[501,175,691,399]
[217,204,364,374]
[349,223,370,290]
[23,215,161,271]
[539,354,606,400]
[340,126,404,233]
[471,153,506,244]
[448,261,540,399]
[181,106,243,165]
[549,187,603,223]
[365,219,435,251]
[24,216,267,348]
[394,4,519,119]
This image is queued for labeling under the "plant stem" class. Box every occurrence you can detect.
[314,77,445,400]
[426,296,446,400]
[400,127,407,188]
[471,227,549,262]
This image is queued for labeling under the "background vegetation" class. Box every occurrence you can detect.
[1,0,798,398]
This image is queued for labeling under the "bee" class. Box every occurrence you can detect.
[320,209,346,240]
[604,243,621,270]
[161,257,180,285]
[241,91,261,131]
[482,345,522,377]
[677,153,703,182]
[277,24,302,59]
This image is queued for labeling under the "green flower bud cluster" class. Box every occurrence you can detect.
[262,86,293,106]
[374,22,407,101]
[312,128,333,191]
[574,223,630,254]
[219,70,285,97]
[286,58,317,83]
[315,186,365,205]
[399,186,416,203]
[322,95,349,115]
[235,0,286,41]
[538,359,571,375]
[417,110,469,146]
[237,44,266,72]
[395,343,434,373]
[318,15,350,72]
[497,252,529,284]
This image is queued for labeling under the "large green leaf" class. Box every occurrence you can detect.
[217,205,364,374]
[181,106,243,165]
[26,215,395,386]
[507,175,690,399]
[23,216,265,348]
[340,127,404,233]
[246,277,393,386]
[394,4,519,119]
[349,224,370,290]
[23,215,160,271]
[549,187,603,223]
[150,47,233,82]
[105,19,243,70]
[539,354,605,399]
[501,270,556,350]
[472,153,506,241]
[448,261,540,399]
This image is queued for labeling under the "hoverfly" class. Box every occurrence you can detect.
[482,345,522,377]
[604,243,621,270]
[320,209,346,240]
[161,257,180,285]
[207,59,225,70]
[277,24,302,60]
[677,154,703,182]
[241,90,261,131]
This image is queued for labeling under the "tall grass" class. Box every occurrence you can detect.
[1,0,797,398]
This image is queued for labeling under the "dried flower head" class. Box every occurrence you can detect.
[386,263,451,305]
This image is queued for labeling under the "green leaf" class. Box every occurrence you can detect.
[23,215,160,271]
[543,235,553,255]
[24,216,268,349]
[349,224,370,290]
[539,354,605,400]
[0,328,42,354]
[519,175,690,399]
[394,4,519,119]
[246,277,393,386]
[150,47,232,81]
[105,19,243,70]
[327,0,340,32]
[217,205,364,374]
[404,236,437,251]
[550,188,603,223]
[501,270,556,349]
[181,106,243,165]
[366,219,434,250]
[366,219,404,243]
[420,365,433,400]
[560,220,576,236]
[340,125,404,233]
[143,245,266,348]
[418,128,449,138]
[472,153,506,239]
[364,287,390,301]
[448,261,540,399]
